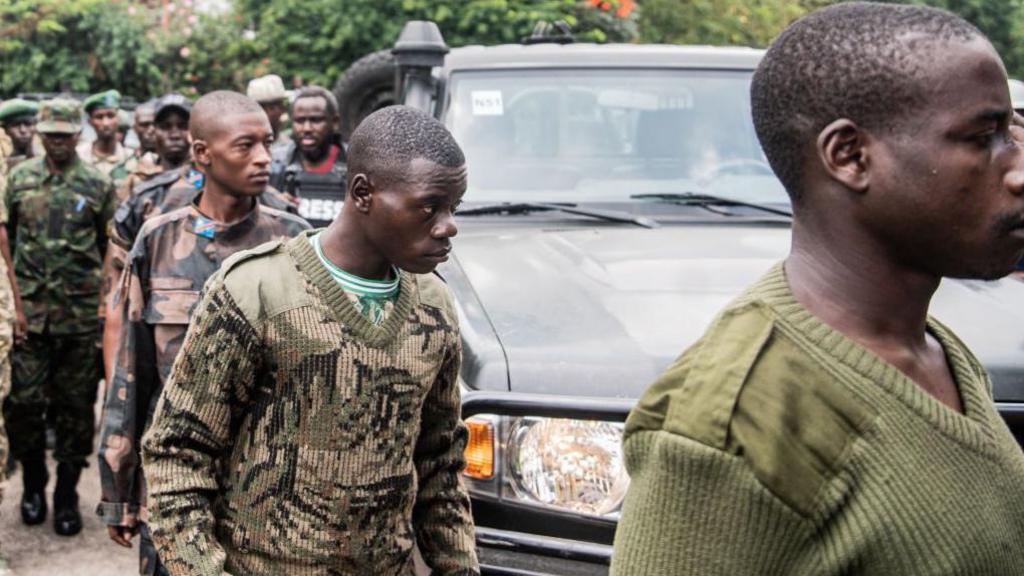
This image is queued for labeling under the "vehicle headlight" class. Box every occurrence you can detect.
[507,417,629,516]
[463,414,630,518]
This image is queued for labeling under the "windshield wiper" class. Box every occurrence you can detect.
[458,202,659,228]
[630,193,792,218]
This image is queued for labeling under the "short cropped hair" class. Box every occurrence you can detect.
[189,90,266,141]
[292,86,339,119]
[751,2,982,199]
[347,105,465,186]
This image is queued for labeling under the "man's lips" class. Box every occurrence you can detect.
[424,247,452,261]
[249,172,270,184]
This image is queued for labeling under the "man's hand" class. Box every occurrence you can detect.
[107,524,139,548]
[14,308,27,345]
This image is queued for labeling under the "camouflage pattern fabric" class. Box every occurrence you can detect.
[97,199,309,575]
[6,332,99,463]
[102,165,294,321]
[109,151,160,201]
[140,523,172,576]
[0,144,13,500]
[76,140,132,179]
[6,156,115,335]
[98,198,310,527]
[142,233,478,576]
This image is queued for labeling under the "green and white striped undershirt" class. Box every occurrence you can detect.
[309,231,400,326]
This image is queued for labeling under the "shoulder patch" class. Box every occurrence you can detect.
[415,272,456,320]
[662,301,775,447]
[727,320,878,518]
[219,239,311,325]
[221,239,287,278]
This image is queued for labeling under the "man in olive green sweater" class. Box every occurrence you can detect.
[612,4,1024,575]
[141,105,477,575]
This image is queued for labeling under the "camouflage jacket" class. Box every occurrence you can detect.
[104,165,298,305]
[142,232,478,576]
[76,141,133,179]
[97,198,310,528]
[5,156,115,334]
[110,150,161,202]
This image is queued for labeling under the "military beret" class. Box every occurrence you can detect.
[83,89,122,114]
[0,99,39,124]
[36,98,82,134]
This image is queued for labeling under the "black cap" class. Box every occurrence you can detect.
[154,93,192,122]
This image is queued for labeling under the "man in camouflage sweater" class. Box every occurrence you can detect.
[4,98,116,536]
[98,91,311,576]
[142,105,478,575]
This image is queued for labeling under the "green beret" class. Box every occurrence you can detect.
[83,89,122,114]
[0,99,39,124]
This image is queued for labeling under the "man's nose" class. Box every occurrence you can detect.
[432,212,458,239]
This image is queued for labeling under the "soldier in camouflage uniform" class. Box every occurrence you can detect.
[0,106,22,511]
[0,99,39,171]
[110,95,190,203]
[100,98,298,385]
[77,90,133,181]
[4,98,116,536]
[99,90,311,576]
[142,105,478,575]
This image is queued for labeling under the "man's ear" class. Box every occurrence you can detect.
[816,119,870,193]
[348,173,373,214]
[192,139,211,167]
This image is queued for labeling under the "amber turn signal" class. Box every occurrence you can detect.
[463,418,495,480]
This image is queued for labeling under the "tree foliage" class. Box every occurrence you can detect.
[3,0,1024,100]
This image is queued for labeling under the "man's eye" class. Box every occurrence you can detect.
[423,205,437,216]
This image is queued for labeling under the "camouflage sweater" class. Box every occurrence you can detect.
[5,156,116,334]
[142,232,478,576]
[97,199,310,528]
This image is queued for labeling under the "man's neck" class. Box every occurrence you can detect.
[300,143,333,169]
[92,137,117,157]
[786,218,939,352]
[160,155,188,172]
[319,220,392,280]
[197,182,255,223]
[45,155,73,175]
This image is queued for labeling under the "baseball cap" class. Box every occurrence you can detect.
[36,98,82,134]
[154,93,192,122]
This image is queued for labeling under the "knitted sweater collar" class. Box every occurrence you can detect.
[749,262,998,450]
[286,231,415,348]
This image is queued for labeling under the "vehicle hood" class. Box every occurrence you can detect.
[448,224,1024,400]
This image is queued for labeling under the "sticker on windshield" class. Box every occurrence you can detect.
[471,90,504,116]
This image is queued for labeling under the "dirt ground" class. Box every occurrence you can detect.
[0,381,137,576]
[0,452,138,575]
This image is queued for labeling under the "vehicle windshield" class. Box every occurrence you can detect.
[446,68,789,206]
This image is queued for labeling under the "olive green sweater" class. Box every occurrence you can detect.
[612,264,1024,576]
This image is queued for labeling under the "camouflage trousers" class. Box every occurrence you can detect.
[139,523,170,576]
[4,331,99,464]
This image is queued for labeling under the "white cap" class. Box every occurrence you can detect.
[247,74,287,103]
[1010,79,1024,111]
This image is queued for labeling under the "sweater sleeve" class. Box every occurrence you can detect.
[141,281,261,576]
[412,335,480,575]
[610,430,814,576]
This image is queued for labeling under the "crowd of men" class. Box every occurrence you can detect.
[0,2,1023,576]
